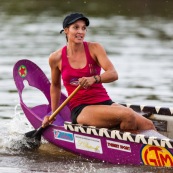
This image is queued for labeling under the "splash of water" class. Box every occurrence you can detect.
[0,104,38,153]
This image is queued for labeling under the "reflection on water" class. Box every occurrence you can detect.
[0,2,173,172]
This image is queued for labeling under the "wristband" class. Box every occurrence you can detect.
[98,75,101,83]
[93,75,98,83]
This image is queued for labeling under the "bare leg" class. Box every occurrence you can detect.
[76,103,156,131]
[133,111,156,130]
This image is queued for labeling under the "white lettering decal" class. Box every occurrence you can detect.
[123,132,134,142]
[86,127,99,136]
[110,130,122,140]
[135,134,147,144]
[161,139,173,148]
[74,126,86,133]
[99,128,110,138]
[148,137,160,146]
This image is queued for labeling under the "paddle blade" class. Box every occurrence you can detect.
[25,129,38,138]
[24,127,44,149]
[22,136,41,150]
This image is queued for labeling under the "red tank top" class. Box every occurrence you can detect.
[61,42,110,110]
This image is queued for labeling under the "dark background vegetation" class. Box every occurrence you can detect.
[0,0,173,17]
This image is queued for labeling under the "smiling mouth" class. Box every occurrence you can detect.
[76,35,83,39]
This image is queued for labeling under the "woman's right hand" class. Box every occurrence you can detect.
[42,115,50,128]
[42,115,56,128]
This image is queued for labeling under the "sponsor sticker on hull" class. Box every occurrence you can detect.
[141,145,173,167]
[107,140,131,153]
[54,129,74,143]
[74,134,103,154]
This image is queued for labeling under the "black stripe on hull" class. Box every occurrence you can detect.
[120,103,173,116]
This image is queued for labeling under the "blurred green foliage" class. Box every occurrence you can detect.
[0,0,173,17]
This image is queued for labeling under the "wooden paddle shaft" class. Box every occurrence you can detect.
[49,85,82,121]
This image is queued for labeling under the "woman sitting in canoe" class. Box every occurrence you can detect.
[42,12,156,131]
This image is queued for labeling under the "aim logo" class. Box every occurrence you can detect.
[141,145,173,167]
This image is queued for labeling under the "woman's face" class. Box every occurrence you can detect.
[65,20,87,43]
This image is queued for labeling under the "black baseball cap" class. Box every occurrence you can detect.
[60,13,89,34]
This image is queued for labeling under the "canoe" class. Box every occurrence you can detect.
[13,59,173,167]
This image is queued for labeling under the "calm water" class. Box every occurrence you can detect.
[0,12,173,173]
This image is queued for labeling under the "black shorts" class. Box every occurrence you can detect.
[71,100,114,124]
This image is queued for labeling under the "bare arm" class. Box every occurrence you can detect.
[89,42,118,83]
[49,51,62,112]
[42,50,62,127]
